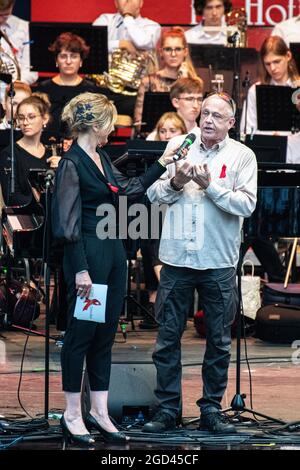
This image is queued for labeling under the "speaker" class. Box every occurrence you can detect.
[82,362,159,424]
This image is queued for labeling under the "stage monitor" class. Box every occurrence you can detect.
[256,85,300,132]
[29,23,108,74]
[245,134,287,163]
[290,43,300,76]
[141,92,175,133]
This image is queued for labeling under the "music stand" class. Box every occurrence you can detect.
[140,92,175,134]
[290,43,300,75]
[29,23,108,74]
[189,45,259,96]
[245,135,287,163]
[256,85,300,132]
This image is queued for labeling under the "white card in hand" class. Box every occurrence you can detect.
[74,284,108,323]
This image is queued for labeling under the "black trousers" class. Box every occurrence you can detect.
[61,236,127,392]
[152,264,238,418]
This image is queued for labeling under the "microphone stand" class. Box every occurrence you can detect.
[7,79,16,199]
[43,171,55,419]
[229,32,241,142]
[242,70,251,140]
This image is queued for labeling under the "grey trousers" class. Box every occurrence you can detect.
[152,264,238,417]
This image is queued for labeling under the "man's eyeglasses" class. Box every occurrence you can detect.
[178,96,203,104]
[206,91,236,115]
[17,114,41,123]
[162,47,186,54]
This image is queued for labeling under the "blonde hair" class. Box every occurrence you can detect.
[154,112,187,141]
[61,93,117,139]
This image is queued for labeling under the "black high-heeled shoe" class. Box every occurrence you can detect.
[60,415,95,449]
[85,413,128,443]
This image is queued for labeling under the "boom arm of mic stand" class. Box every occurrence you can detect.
[231,42,241,142]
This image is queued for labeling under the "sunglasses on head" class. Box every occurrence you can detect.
[206,92,236,115]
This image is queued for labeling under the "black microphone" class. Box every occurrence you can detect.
[45,169,55,180]
[227,31,240,44]
[0,72,12,84]
[173,133,196,161]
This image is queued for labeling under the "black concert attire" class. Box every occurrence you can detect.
[35,79,100,134]
[0,143,50,206]
[52,143,166,392]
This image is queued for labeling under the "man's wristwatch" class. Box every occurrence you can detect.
[170,176,183,191]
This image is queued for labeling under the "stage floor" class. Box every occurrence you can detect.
[1,317,300,451]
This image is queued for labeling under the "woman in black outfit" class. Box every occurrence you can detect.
[0,93,60,206]
[52,92,181,446]
[36,32,100,135]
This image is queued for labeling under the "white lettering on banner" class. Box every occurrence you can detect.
[246,0,298,26]
[246,0,264,25]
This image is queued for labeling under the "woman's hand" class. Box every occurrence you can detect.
[75,271,92,299]
[47,156,61,168]
[159,145,189,166]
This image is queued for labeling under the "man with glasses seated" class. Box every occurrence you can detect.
[170,77,203,134]
[143,92,257,434]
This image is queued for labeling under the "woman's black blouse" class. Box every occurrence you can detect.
[52,143,166,273]
[0,143,51,206]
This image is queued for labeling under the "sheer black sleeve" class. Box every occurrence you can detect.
[111,160,166,200]
[52,158,88,273]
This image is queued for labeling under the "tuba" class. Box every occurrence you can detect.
[226,8,248,48]
[0,29,21,81]
[88,49,156,96]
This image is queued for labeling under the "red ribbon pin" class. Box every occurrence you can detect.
[219,164,227,178]
[107,183,119,193]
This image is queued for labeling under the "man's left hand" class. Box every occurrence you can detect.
[192,163,211,189]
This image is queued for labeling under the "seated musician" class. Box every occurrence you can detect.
[146,112,187,141]
[240,36,300,136]
[0,93,60,206]
[0,81,31,130]
[0,0,38,85]
[168,77,203,134]
[92,0,161,118]
[134,27,200,131]
[185,0,232,46]
[35,32,99,134]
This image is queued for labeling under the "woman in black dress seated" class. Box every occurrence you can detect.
[0,93,60,206]
[52,92,181,446]
[36,32,99,134]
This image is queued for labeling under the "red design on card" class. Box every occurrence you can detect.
[83,299,101,311]
[219,165,227,178]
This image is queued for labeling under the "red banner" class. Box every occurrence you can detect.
[31,0,300,25]
[30,0,299,50]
